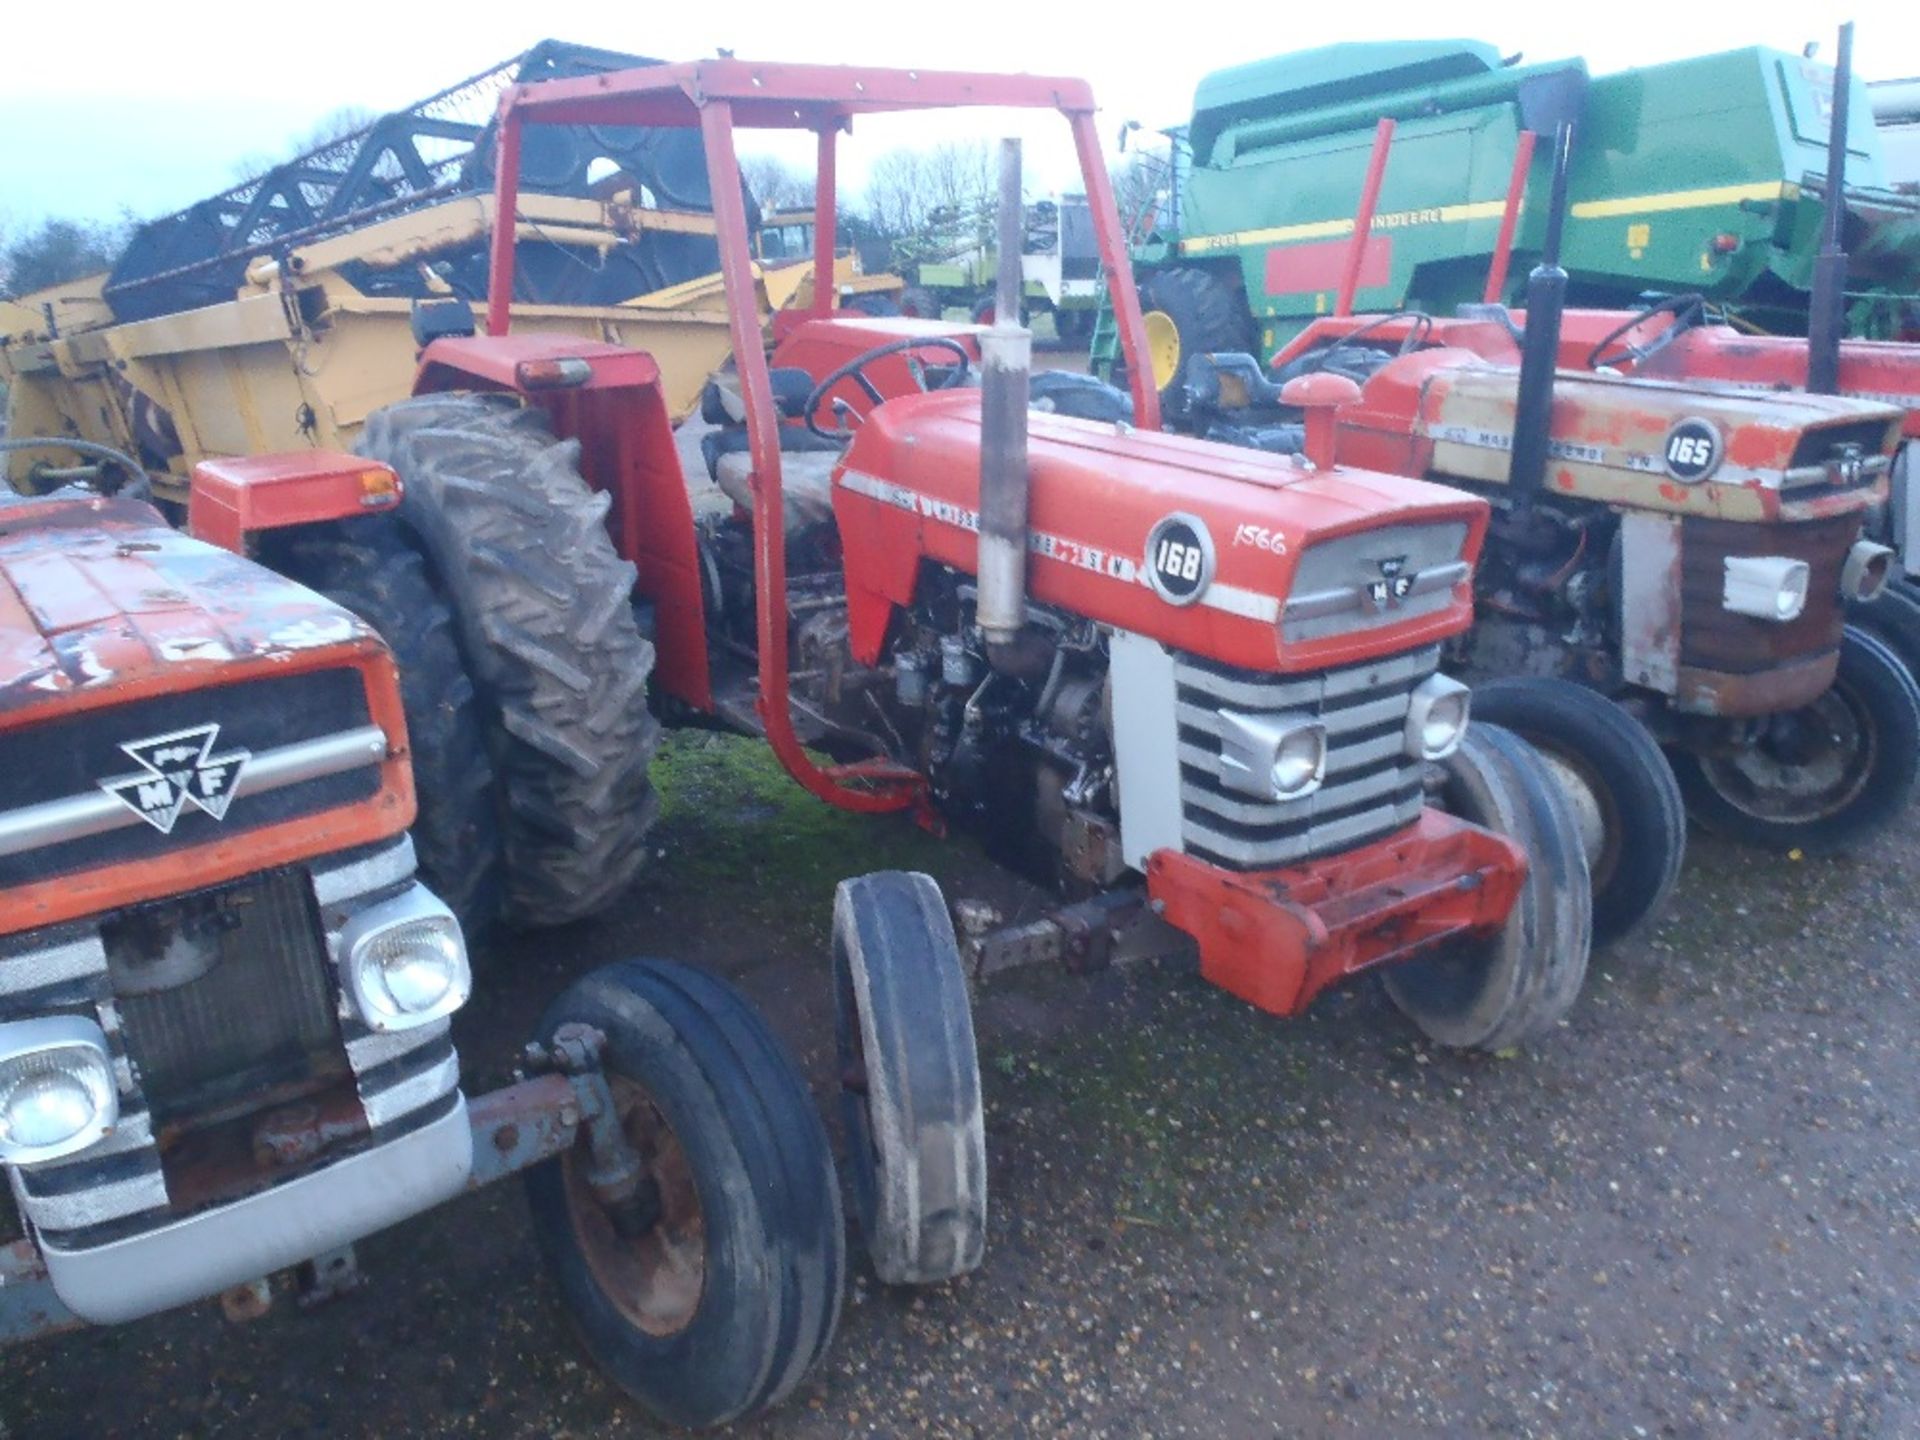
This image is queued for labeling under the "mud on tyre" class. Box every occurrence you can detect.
[357,393,661,927]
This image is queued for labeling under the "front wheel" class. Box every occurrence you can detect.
[524,960,845,1430]
[1470,676,1686,945]
[832,872,986,1286]
[1383,724,1593,1051]
[1847,578,1920,687]
[1670,626,1920,854]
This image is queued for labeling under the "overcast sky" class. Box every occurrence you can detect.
[5,1,1918,228]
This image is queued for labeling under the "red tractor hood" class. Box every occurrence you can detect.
[833,389,1485,674]
[0,495,380,723]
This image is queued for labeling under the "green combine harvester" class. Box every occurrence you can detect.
[1104,39,1920,394]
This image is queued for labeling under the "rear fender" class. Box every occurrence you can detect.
[188,451,401,554]
[411,334,713,710]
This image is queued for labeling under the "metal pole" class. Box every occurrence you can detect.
[1335,119,1396,317]
[1808,21,1854,395]
[485,108,523,338]
[978,138,1032,650]
[1483,130,1538,305]
[1070,112,1161,430]
[813,125,838,318]
[1509,123,1574,500]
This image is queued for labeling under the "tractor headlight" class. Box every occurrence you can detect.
[1723,555,1810,623]
[1841,540,1895,603]
[1269,723,1329,798]
[0,1018,118,1166]
[337,886,471,1032]
[1405,673,1471,761]
[1217,710,1327,801]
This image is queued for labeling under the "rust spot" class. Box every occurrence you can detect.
[1658,482,1690,505]
[1554,468,1576,490]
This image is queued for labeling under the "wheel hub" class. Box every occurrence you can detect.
[1143,309,1182,391]
[1695,687,1876,823]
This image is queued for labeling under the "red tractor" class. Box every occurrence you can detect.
[253,58,1595,1335]
[1166,122,1920,946]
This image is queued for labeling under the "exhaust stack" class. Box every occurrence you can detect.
[977,137,1032,650]
[1807,21,1854,396]
[1509,122,1575,502]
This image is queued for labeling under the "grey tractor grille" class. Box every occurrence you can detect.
[1173,644,1439,870]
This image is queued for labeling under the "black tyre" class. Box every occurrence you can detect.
[897,285,943,320]
[1847,578,1920,686]
[970,293,1027,327]
[1671,626,1920,854]
[356,394,661,927]
[1471,677,1685,945]
[832,872,986,1286]
[1029,369,1134,424]
[1137,266,1257,417]
[261,518,505,947]
[524,959,845,1430]
[1383,724,1593,1050]
[848,291,901,317]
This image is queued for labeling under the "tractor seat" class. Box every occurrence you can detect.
[711,444,842,537]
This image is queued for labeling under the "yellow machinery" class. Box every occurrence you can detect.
[0,192,770,505]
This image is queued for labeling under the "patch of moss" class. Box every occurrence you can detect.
[642,731,952,936]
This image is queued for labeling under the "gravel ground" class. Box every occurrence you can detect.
[4,733,1916,1440]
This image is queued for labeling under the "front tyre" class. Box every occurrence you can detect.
[832,872,986,1286]
[1471,676,1685,945]
[1383,724,1593,1051]
[1670,626,1920,854]
[524,960,845,1430]
[1847,578,1920,687]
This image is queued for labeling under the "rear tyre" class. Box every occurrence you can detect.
[261,518,504,948]
[1137,266,1257,421]
[524,959,845,1431]
[1471,677,1685,945]
[1383,724,1593,1050]
[832,871,986,1285]
[1671,626,1920,854]
[848,292,901,317]
[357,393,661,927]
[1847,579,1920,687]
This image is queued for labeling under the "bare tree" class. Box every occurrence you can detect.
[922,140,993,226]
[230,106,382,184]
[863,148,935,240]
[738,154,812,214]
[1110,141,1174,239]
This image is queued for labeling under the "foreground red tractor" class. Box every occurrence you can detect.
[288,57,1595,1331]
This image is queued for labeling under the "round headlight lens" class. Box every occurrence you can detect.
[1420,690,1470,759]
[0,1047,114,1161]
[1270,723,1327,797]
[344,899,471,1032]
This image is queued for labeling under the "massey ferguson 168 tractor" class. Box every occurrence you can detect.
[282,58,1599,1314]
[1164,117,1920,945]
[0,477,848,1430]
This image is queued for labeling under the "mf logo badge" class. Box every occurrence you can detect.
[1145,513,1215,607]
[1663,418,1724,483]
[1367,555,1415,610]
[99,724,250,834]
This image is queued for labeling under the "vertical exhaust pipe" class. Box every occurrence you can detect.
[1509,122,1575,502]
[1808,21,1854,395]
[978,137,1032,651]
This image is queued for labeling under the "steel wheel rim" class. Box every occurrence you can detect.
[1143,309,1182,390]
[562,1074,706,1339]
[1694,685,1877,824]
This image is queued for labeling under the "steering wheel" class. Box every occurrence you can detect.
[1586,294,1707,372]
[1315,309,1435,377]
[0,437,148,498]
[802,336,974,441]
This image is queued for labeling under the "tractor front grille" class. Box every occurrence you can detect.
[1173,644,1437,870]
[1679,514,1851,674]
[101,869,348,1126]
